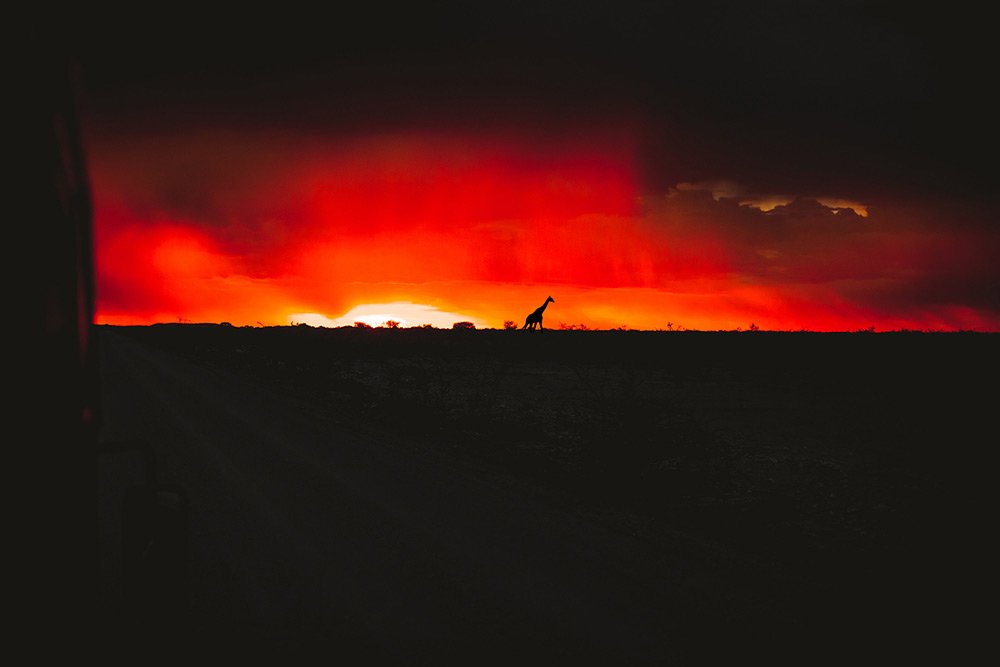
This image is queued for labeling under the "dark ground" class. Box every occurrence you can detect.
[96,324,995,662]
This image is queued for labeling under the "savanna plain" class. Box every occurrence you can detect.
[99,324,994,661]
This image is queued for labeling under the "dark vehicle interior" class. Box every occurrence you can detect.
[31,47,190,656]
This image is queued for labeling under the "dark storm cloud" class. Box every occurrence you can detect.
[74,1,996,208]
[640,186,999,326]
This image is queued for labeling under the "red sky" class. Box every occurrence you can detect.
[88,126,997,331]
[79,5,999,331]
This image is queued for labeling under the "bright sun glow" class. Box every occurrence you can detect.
[290,302,488,328]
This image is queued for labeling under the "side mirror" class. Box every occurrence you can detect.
[122,483,190,618]
[103,440,191,650]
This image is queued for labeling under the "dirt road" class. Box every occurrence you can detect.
[97,328,781,662]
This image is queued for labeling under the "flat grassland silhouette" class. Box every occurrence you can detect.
[101,324,993,660]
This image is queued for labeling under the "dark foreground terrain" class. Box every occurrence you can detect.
[97,325,995,662]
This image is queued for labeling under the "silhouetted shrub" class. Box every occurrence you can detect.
[452,321,476,330]
[385,320,400,329]
[503,320,517,330]
[354,321,373,329]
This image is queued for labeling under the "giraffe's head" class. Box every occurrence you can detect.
[546,296,555,304]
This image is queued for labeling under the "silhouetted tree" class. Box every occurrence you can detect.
[385,320,400,329]
[452,321,476,330]
[503,320,517,330]
[354,321,373,329]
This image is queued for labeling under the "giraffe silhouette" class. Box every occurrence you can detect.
[522,296,555,330]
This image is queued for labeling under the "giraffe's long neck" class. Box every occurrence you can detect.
[538,300,550,314]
